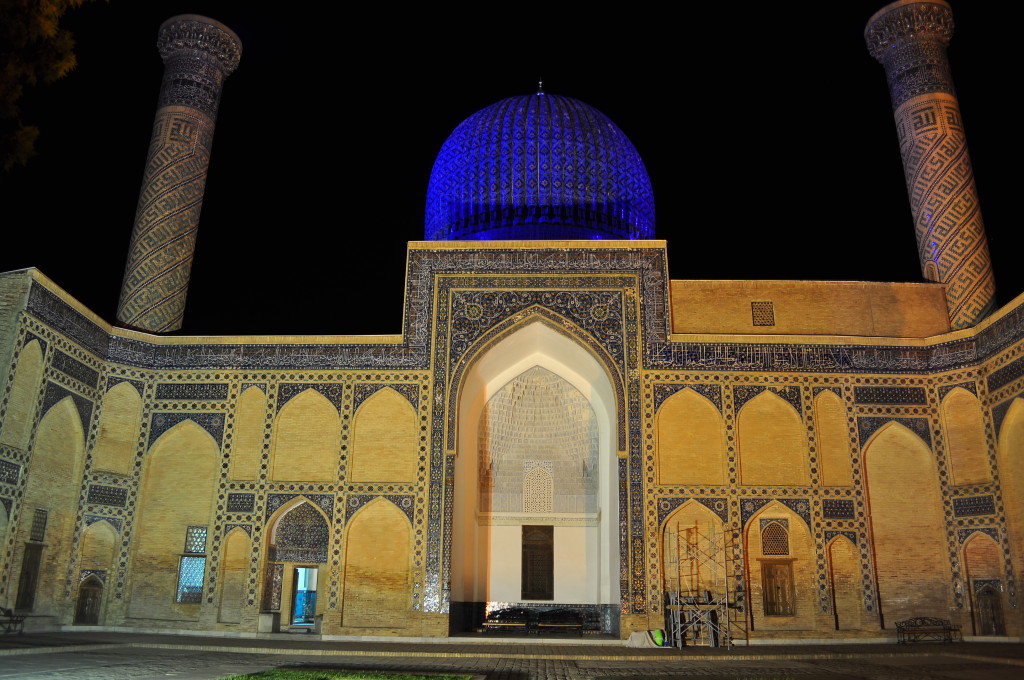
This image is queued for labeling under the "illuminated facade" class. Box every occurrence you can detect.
[0,1,1022,642]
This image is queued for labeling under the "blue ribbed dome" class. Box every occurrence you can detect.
[425,92,655,241]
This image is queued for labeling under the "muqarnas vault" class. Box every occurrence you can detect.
[1,1,1023,643]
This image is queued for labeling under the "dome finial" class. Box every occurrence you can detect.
[536,78,544,95]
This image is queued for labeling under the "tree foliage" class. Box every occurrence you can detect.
[0,0,98,171]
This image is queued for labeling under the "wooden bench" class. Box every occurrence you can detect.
[895,616,962,643]
[0,607,25,635]
[481,607,531,634]
[535,609,584,636]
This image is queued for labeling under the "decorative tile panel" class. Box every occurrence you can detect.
[155,383,229,400]
[51,351,99,388]
[0,460,19,485]
[86,485,128,507]
[854,386,928,404]
[952,495,995,517]
[823,499,856,519]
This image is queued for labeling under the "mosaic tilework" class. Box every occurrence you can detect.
[276,383,344,411]
[822,499,855,519]
[952,495,996,517]
[79,569,105,583]
[853,386,928,404]
[265,493,334,520]
[938,382,977,400]
[148,412,224,447]
[732,385,801,412]
[262,562,283,611]
[51,351,99,388]
[86,485,128,507]
[652,383,722,412]
[26,285,108,357]
[989,355,1024,392]
[84,515,121,532]
[226,493,255,513]
[344,494,415,524]
[352,383,419,411]
[992,394,1021,436]
[41,382,92,432]
[824,530,857,544]
[0,460,18,485]
[738,498,811,529]
[106,376,144,394]
[857,416,931,448]
[958,527,999,544]
[813,386,842,398]
[865,1,955,105]
[224,523,251,537]
[270,502,328,563]
[154,383,229,400]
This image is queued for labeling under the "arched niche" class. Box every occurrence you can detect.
[744,501,816,631]
[92,381,142,475]
[14,396,84,617]
[128,420,218,621]
[270,389,338,482]
[342,498,412,630]
[941,387,991,486]
[655,388,725,486]
[813,390,853,487]
[738,391,808,486]
[827,534,864,630]
[350,387,417,483]
[863,422,950,625]
[0,340,43,449]
[218,527,251,624]
[230,386,266,480]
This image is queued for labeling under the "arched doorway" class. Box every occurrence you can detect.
[263,499,330,630]
[74,575,103,625]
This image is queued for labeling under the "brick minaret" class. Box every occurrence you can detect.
[117,15,241,332]
[866,0,996,329]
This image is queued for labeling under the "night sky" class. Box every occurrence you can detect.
[2,1,1021,336]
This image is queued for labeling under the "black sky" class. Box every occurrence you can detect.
[1,1,1021,336]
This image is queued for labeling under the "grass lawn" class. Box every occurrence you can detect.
[222,671,472,680]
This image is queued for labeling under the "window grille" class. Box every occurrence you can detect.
[761,522,789,555]
[176,526,208,604]
[184,526,208,554]
[29,509,48,542]
[751,301,775,326]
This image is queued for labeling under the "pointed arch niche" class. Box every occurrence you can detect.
[452,320,620,630]
[864,422,950,626]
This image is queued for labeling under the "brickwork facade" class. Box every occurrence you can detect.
[0,248,1022,640]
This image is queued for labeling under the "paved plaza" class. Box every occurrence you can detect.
[2,631,1024,680]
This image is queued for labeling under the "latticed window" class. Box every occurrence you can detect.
[176,526,208,604]
[751,301,775,326]
[29,509,48,542]
[184,526,207,553]
[523,466,553,513]
[761,522,789,555]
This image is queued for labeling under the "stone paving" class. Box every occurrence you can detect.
[1,631,1023,680]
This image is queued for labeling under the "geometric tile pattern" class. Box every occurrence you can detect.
[147,412,224,447]
[952,495,996,517]
[85,485,128,507]
[853,386,927,404]
[51,350,99,388]
[116,18,241,333]
[822,499,855,519]
[867,0,996,329]
[154,383,229,400]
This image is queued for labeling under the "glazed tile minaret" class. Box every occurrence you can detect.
[117,15,241,332]
[866,0,996,329]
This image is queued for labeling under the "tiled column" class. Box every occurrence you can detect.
[866,0,996,329]
[117,15,241,332]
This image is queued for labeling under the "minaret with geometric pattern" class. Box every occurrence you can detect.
[116,15,241,332]
[866,0,996,329]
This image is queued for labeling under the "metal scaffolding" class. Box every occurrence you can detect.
[663,521,747,647]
